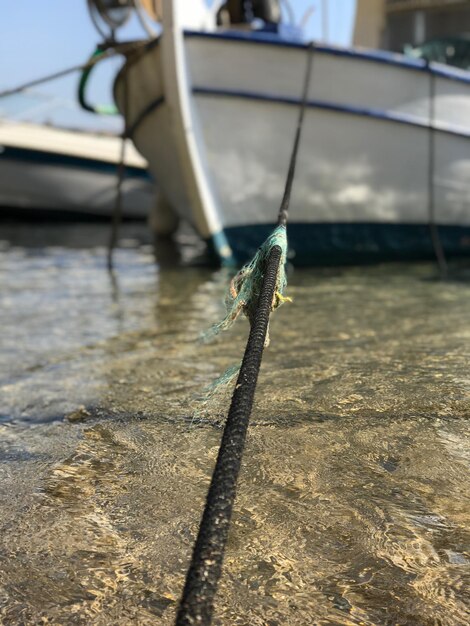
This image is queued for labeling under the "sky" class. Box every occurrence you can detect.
[0,0,356,132]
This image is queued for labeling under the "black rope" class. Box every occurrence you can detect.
[0,46,128,100]
[176,245,282,626]
[106,74,164,270]
[175,42,314,626]
[127,96,165,139]
[107,72,130,271]
[278,42,314,226]
[426,67,448,278]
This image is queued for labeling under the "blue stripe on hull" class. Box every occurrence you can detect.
[193,88,470,139]
[221,223,470,266]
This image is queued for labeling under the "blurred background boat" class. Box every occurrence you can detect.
[0,116,155,220]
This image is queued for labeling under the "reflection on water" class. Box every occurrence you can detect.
[0,223,469,625]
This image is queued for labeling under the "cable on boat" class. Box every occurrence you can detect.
[278,43,313,227]
[426,67,448,278]
[175,42,315,626]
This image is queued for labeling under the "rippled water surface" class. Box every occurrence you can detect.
[0,223,469,625]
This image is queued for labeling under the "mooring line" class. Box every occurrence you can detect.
[0,44,140,100]
[107,73,130,272]
[278,41,314,227]
[175,244,282,626]
[426,67,448,278]
[0,60,105,100]
[175,42,314,626]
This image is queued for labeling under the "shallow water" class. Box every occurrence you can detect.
[0,223,469,625]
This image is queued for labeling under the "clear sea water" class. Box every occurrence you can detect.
[0,222,469,625]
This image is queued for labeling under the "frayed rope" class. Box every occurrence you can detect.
[196,225,291,415]
[201,225,291,346]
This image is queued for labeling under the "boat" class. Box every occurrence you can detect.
[86,0,470,265]
[0,119,156,220]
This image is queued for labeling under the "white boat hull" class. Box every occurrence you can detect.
[115,28,470,264]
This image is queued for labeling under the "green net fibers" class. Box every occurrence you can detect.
[195,225,291,418]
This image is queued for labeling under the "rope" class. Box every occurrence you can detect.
[278,42,314,227]
[176,244,282,626]
[426,67,448,278]
[107,74,130,271]
[175,42,314,626]
[0,47,122,100]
